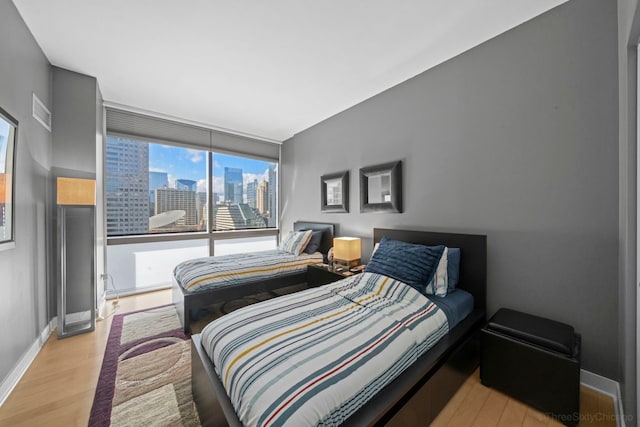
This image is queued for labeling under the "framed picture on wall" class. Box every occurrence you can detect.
[0,107,17,247]
[360,160,402,213]
[321,170,349,213]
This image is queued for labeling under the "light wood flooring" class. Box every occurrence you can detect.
[0,289,172,427]
[431,370,617,427]
[0,289,617,427]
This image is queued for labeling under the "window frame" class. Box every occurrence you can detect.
[104,134,280,256]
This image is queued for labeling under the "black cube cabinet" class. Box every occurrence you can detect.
[480,308,581,427]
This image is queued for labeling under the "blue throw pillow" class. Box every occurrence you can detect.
[447,248,461,291]
[365,237,444,293]
[303,230,323,254]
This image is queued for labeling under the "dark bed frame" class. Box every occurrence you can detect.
[172,221,334,333]
[191,228,487,426]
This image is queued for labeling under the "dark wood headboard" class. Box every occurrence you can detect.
[373,228,487,310]
[293,221,335,255]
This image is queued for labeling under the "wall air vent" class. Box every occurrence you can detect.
[32,93,52,132]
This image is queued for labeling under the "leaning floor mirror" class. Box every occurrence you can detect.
[57,177,97,338]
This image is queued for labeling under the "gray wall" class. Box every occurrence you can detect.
[51,67,102,319]
[282,0,619,379]
[52,67,99,174]
[0,1,52,384]
[618,0,639,422]
[0,5,105,390]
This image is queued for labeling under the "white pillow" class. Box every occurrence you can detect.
[426,247,448,296]
[278,230,313,256]
[372,242,380,256]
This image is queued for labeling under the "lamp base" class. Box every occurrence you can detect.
[333,259,361,270]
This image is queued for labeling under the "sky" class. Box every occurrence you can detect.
[148,143,273,195]
[0,118,10,173]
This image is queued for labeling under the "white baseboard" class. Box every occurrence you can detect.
[97,291,106,318]
[580,369,626,427]
[0,317,56,407]
[96,292,108,321]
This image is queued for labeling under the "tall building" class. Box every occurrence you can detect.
[267,164,277,227]
[246,179,258,208]
[149,171,168,215]
[176,179,196,191]
[224,167,243,203]
[257,180,268,214]
[196,191,207,225]
[214,203,266,230]
[105,136,150,235]
[155,188,197,227]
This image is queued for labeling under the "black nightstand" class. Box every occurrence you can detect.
[306,264,364,287]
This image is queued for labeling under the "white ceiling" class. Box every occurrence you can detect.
[13,0,567,142]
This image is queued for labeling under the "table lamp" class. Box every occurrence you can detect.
[333,237,361,269]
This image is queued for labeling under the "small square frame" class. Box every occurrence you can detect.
[321,170,349,213]
[360,160,402,213]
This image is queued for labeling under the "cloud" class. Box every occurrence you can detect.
[188,168,273,203]
[186,149,204,163]
[243,169,269,186]
[212,176,224,196]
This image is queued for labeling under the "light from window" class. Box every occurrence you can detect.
[211,153,277,231]
[105,136,208,236]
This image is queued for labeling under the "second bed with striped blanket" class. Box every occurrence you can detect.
[200,271,450,426]
[174,250,323,294]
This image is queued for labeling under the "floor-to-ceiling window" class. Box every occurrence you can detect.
[104,109,280,296]
[211,153,277,231]
[106,136,209,236]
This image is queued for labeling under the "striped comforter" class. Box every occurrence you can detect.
[174,250,323,293]
[201,272,449,426]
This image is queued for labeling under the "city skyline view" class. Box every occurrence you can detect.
[106,136,277,236]
[149,144,272,199]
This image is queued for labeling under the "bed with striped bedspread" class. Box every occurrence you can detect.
[200,271,449,426]
[174,250,323,294]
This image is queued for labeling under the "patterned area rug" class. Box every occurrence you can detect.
[89,305,199,427]
[89,283,307,426]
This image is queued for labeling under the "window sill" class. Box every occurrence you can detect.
[107,228,278,245]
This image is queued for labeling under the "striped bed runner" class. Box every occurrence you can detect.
[201,272,449,426]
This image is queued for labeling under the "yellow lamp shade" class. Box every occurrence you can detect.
[333,237,362,263]
[57,177,96,206]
